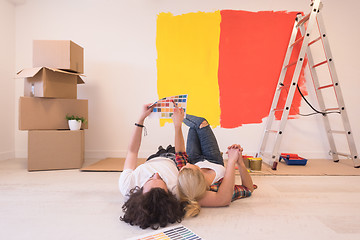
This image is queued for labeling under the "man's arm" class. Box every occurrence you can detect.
[123,104,153,170]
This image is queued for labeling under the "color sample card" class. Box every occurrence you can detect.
[127,225,202,240]
[149,95,188,119]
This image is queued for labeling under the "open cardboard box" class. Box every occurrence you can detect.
[19,97,88,130]
[28,130,85,171]
[16,67,84,99]
[33,40,84,74]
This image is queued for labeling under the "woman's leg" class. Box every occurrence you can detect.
[184,115,224,166]
[186,127,203,164]
[183,114,206,129]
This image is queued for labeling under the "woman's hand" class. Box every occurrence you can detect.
[227,144,254,192]
[226,148,240,164]
[172,106,184,128]
[227,144,243,152]
[226,144,244,166]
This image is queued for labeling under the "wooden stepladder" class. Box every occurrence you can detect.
[257,0,359,170]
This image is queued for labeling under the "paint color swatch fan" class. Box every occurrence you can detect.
[149,94,188,119]
[126,225,202,240]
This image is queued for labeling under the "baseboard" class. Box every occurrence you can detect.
[0,151,15,161]
[252,151,331,161]
[85,150,332,160]
[14,149,334,161]
[84,150,156,159]
[15,150,27,159]
[14,150,155,160]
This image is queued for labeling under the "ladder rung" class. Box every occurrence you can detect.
[308,36,321,46]
[335,152,351,158]
[284,61,297,69]
[329,130,346,134]
[260,152,273,158]
[273,108,284,112]
[312,60,327,68]
[290,36,304,48]
[266,130,278,133]
[296,13,310,27]
[278,84,290,91]
[324,107,340,111]
[317,84,334,90]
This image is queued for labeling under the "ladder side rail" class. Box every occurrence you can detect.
[276,19,302,90]
[316,12,359,165]
[270,3,321,168]
[298,23,340,162]
[258,19,300,157]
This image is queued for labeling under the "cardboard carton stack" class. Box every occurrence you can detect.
[17,40,88,171]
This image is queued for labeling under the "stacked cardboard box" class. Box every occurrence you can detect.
[17,40,88,171]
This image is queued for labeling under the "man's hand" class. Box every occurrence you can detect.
[138,103,154,123]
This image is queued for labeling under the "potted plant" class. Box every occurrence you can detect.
[66,114,87,131]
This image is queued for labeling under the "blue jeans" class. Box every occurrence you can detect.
[183,115,224,166]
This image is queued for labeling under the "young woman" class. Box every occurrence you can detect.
[172,108,256,217]
[118,104,184,229]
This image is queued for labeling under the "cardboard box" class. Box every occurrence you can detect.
[16,67,84,99]
[33,40,84,73]
[19,97,88,130]
[28,130,84,171]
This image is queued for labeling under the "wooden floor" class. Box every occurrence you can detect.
[1,158,360,240]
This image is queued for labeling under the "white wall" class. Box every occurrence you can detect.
[14,0,360,160]
[0,0,15,160]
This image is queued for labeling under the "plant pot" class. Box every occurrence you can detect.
[68,120,82,131]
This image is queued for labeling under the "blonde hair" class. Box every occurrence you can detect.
[177,168,208,217]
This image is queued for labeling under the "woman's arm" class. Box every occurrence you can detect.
[198,148,239,207]
[173,106,185,153]
[236,155,255,192]
[173,106,188,170]
[123,104,154,170]
[228,144,254,192]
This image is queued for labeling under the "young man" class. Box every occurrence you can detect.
[118,104,184,229]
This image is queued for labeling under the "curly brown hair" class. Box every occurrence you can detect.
[120,187,185,229]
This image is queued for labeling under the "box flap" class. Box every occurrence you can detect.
[16,67,85,84]
[76,76,85,84]
[16,67,43,78]
[45,67,85,84]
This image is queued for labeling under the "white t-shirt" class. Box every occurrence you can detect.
[118,157,179,201]
[195,160,226,184]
